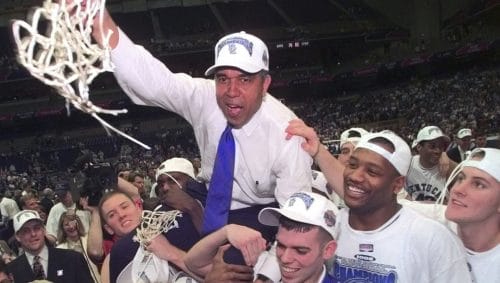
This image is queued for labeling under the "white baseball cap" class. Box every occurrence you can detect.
[340,127,368,148]
[457,128,472,139]
[356,130,412,176]
[461,148,500,182]
[258,191,339,239]
[156,158,196,180]
[13,210,43,233]
[415,126,450,144]
[205,31,269,76]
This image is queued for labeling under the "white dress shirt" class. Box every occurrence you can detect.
[111,29,313,209]
[25,245,49,277]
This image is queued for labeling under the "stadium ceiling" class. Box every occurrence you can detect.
[0,0,477,29]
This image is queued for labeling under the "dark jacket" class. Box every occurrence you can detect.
[7,247,94,283]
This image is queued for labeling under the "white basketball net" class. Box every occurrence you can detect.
[11,0,150,149]
[134,209,181,250]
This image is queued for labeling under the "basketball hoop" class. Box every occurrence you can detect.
[11,0,151,149]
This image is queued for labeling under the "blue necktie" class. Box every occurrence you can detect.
[202,125,235,234]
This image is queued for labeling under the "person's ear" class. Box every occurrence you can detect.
[391,175,405,195]
[103,224,114,235]
[322,239,337,259]
[262,74,272,94]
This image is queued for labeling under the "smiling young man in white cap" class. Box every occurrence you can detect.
[184,191,339,283]
[445,148,500,283]
[331,130,471,282]
[91,10,312,265]
[284,121,472,282]
[405,125,456,201]
[6,210,93,282]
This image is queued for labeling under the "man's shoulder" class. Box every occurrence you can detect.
[261,94,297,124]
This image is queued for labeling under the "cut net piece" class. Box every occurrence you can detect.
[134,209,182,250]
[11,0,150,149]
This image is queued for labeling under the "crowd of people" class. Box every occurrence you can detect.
[0,3,498,283]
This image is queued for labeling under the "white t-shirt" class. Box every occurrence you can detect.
[111,30,313,209]
[0,197,20,220]
[331,207,472,282]
[45,203,91,239]
[467,244,500,283]
[405,155,446,201]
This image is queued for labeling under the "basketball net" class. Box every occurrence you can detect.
[133,209,181,283]
[134,209,181,250]
[11,0,151,149]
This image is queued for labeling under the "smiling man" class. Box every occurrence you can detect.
[332,131,471,282]
[7,210,93,282]
[405,125,456,201]
[91,9,312,265]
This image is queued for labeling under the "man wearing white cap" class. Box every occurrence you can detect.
[447,128,473,163]
[184,191,339,283]
[405,125,456,201]
[284,122,472,282]
[445,148,500,283]
[6,210,93,282]
[92,11,312,264]
[337,127,368,166]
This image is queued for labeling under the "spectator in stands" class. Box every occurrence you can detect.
[406,126,457,201]
[0,190,20,240]
[92,9,312,265]
[39,188,54,216]
[126,171,146,199]
[7,210,93,282]
[0,258,12,283]
[45,183,90,244]
[56,211,100,282]
[447,128,473,163]
[445,148,500,283]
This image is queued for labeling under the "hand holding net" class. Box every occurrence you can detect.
[134,209,182,250]
[11,0,150,149]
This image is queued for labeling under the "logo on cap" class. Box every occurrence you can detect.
[323,210,336,227]
[217,37,254,57]
[288,192,314,209]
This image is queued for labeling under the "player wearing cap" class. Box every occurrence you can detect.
[447,128,473,163]
[285,121,472,282]
[91,10,312,264]
[184,191,339,283]
[445,148,500,283]
[6,210,93,282]
[337,127,368,166]
[405,126,457,201]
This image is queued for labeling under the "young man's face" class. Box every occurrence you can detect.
[445,167,500,225]
[343,147,402,214]
[418,138,446,167]
[101,194,142,237]
[338,142,355,166]
[275,226,335,283]
[16,220,46,255]
[156,172,190,197]
[214,68,271,129]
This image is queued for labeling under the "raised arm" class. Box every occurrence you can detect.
[285,119,345,198]
[80,196,105,264]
